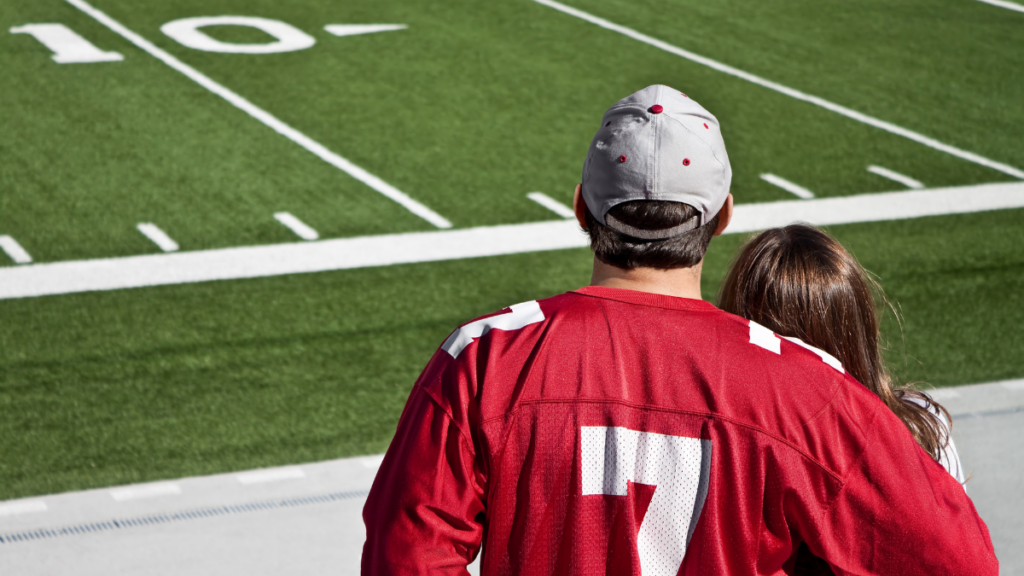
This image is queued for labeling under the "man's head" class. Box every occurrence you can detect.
[575,85,733,270]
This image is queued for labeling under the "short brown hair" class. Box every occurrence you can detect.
[718,224,952,463]
[584,201,720,270]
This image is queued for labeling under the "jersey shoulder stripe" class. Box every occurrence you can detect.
[441,300,545,358]
[747,319,845,374]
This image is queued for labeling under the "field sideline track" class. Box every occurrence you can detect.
[1,181,1023,300]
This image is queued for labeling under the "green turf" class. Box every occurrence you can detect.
[0,0,1022,499]
[3,0,1021,262]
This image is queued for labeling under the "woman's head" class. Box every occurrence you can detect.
[718,224,949,461]
[718,225,882,390]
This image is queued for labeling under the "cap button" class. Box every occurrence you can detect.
[650,105,664,114]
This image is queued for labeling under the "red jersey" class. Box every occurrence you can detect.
[361,287,996,575]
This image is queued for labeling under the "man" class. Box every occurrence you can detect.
[361,85,997,575]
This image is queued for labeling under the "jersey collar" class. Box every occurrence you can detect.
[571,285,720,313]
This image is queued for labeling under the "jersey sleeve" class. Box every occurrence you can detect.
[360,353,486,576]
[805,404,997,575]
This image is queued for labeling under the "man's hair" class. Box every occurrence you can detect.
[584,200,720,270]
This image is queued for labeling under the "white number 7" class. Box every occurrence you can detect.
[581,426,712,576]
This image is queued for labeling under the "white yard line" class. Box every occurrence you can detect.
[63,0,451,229]
[274,212,320,241]
[975,0,1024,13]
[760,174,815,199]
[527,192,575,218]
[867,165,925,189]
[136,223,179,252]
[0,235,33,264]
[532,0,1024,180]
[2,181,1023,300]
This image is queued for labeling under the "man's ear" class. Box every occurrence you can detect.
[573,184,589,229]
[713,194,733,236]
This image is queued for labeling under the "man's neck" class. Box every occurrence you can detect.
[589,257,704,300]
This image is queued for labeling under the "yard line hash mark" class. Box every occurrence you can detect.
[532,0,1024,180]
[527,192,576,218]
[975,0,1024,13]
[324,24,407,37]
[9,23,123,63]
[3,181,1023,300]
[760,174,815,199]
[0,235,33,264]
[137,223,179,252]
[109,483,181,502]
[64,0,451,229]
[274,212,320,240]
[867,165,924,189]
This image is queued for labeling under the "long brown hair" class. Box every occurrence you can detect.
[718,224,951,461]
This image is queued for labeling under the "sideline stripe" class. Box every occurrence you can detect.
[532,0,1024,180]
[0,501,47,517]
[0,235,33,264]
[1,182,1022,300]
[760,174,815,199]
[975,0,1024,13]
[136,223,179,252]
[867,165,925,189]
[273,212,319,241]
[64,0,452,229]
[109,483,181,502]
[237,467,305,485]
[527,192,576,218]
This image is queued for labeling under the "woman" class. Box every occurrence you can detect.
[718,224,964,573]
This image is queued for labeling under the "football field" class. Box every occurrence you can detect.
[2,0,1022,530]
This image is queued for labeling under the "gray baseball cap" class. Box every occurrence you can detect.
[582,85,732,240]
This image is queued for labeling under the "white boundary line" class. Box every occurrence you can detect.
[532,0,1024,180]
[0,500,47,517]
[64,0,452,229]
[527,192,575,218]
[975,0,1024,13]
[760,174,815,199]
[2,181,1023,300]
[109,483,181,502]
[236,467,306,485]
[867,165,925,189]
